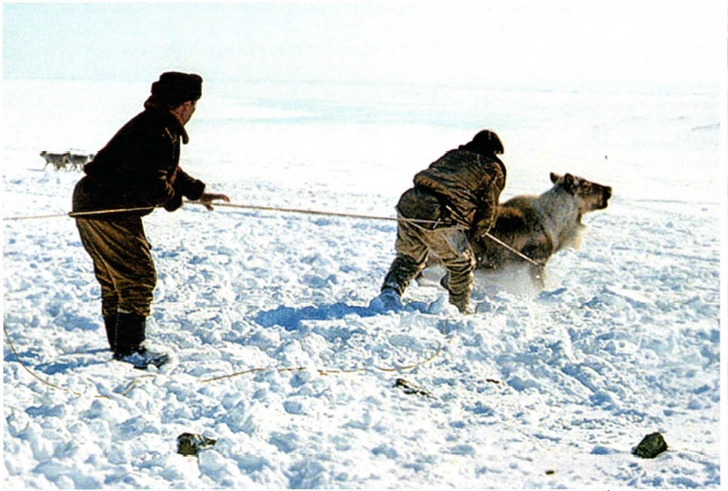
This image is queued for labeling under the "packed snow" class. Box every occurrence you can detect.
[3,79,723,489]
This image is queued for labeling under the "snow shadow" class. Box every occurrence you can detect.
[254,299,437,331]
[255,303,380,331]
[30,350,108,375]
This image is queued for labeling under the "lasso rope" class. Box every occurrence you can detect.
[3,201,544,268]
[207,201,544,268]
[3,323,87,396]
[2,206,157,221]
[4,318,454,396]
[199,334,453,384]
[1,322,152,398]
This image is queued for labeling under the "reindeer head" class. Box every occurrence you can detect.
[550,172,612,212]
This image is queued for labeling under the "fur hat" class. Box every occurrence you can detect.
[461,129,504,156]
[145,72,203,109]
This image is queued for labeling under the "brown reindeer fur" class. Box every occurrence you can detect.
[468,172,611,287]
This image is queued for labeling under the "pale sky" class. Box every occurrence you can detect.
[2,1,723,86]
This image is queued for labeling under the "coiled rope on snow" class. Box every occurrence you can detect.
[4,200,525,397]
[4,318,456,397]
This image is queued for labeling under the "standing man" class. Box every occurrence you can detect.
[377,129,507,314]
[72,72,229,369]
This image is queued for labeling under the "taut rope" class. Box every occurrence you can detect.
[2,206,156,221]
[3,201,544,268]
[204,202,545,268]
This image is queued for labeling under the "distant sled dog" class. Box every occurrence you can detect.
[65,153,94,171]
[470,172,612,287]
[40,151,94,171]
[40,151,70,170]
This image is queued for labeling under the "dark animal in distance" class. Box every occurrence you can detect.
[40,151,93,171]
[40,151,70,170]
[470,172,612,287]
[65,153,94,171]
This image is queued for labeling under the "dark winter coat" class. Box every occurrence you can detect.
[396,149,506,231]
[72,107,205,219]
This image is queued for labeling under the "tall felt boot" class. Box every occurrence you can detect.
[113,312,146,358]
[113,313,169,369]
[103,314,116,351]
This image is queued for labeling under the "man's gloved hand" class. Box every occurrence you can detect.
[197,193,231,211]
[164,193,183,212]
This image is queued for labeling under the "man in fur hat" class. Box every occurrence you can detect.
[377,129,507,314]
[72,71,229,369]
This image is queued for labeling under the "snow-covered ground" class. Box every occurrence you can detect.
[3,79,723,489]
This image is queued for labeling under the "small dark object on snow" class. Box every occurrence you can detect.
[545,470,555,476]
[394,378,431,398]
[177,433,217,456]
[632,432,668,459]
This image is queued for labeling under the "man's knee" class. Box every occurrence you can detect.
[443,248,476,277]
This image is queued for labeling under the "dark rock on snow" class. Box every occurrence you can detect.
[632,432,668,459]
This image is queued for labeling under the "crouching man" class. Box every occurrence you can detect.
[72,71,230,369]
[378,129,507,314]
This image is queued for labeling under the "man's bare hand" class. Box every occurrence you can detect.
[198,193,230,211]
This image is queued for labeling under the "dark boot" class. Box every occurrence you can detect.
[103,314,116,351]
[113,313,169,369]
[449,291,473,314]
[113,312,146,358]
[381,254,423,296]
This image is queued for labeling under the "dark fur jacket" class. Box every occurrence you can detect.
[397,149,506,231]
[72,107,205,220]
